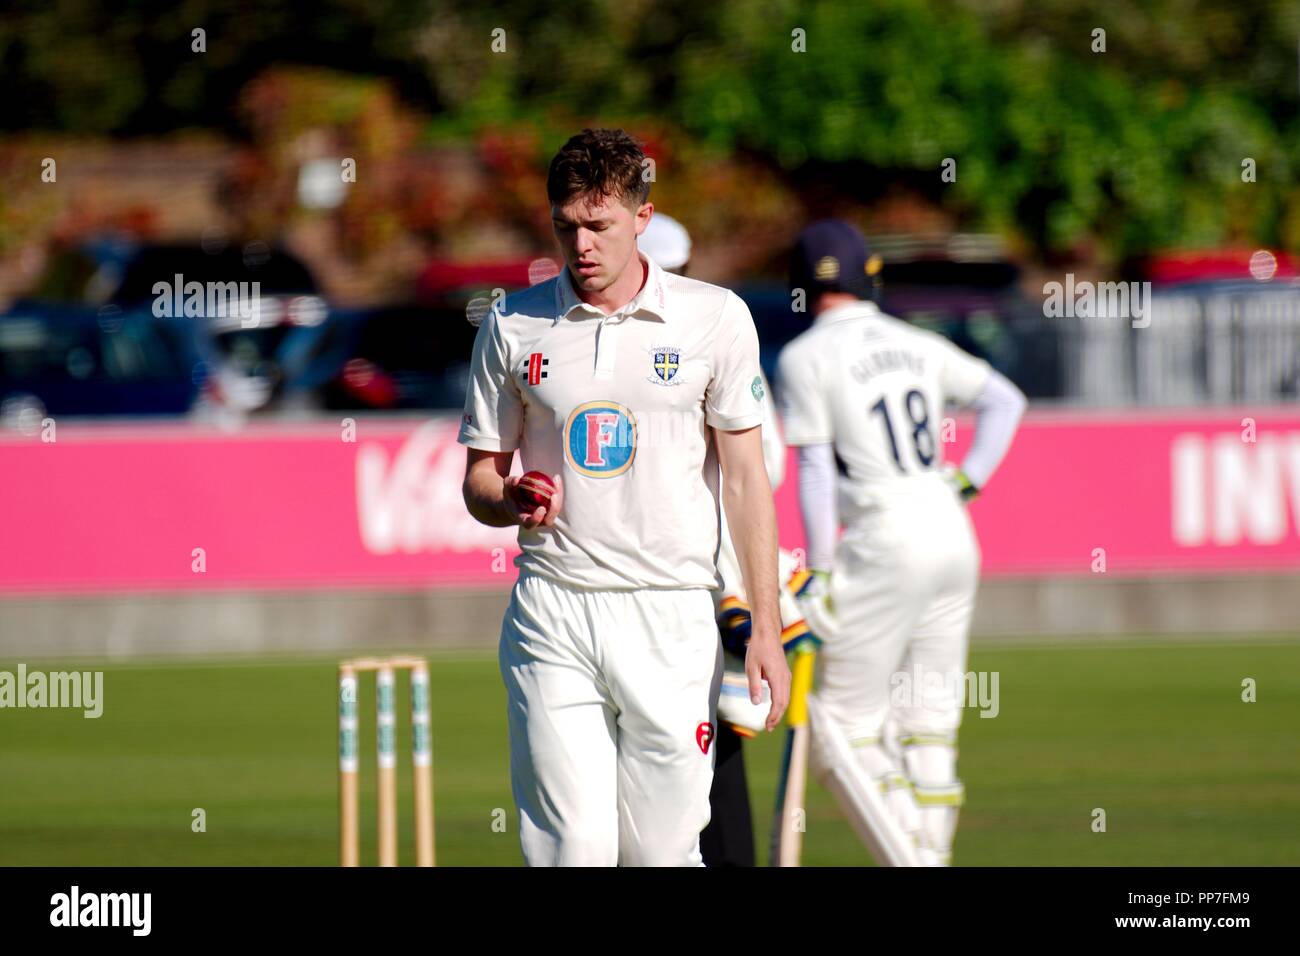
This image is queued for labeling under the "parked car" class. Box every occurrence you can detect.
[2,240,362,418]
[320,303,481,411]
[107,243,359,414]
[0,303,208,423]
[323,257,549,412]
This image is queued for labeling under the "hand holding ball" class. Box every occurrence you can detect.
[506,471,562,528]
[515,471,556,510]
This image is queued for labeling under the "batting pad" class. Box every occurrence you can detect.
[806,692,923,867]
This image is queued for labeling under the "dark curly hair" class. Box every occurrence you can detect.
[546,128,650,209]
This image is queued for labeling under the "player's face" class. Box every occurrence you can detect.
[551,192,652,293]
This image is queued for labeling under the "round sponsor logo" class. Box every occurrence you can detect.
[751,375,764,401]
[563,401,636,478]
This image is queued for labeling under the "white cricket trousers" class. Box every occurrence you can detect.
[819,477,980,741]
[498,571,723,866]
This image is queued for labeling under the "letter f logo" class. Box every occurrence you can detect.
[564,402,636,478]
[584,412,619,467]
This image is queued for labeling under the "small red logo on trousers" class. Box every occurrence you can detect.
[696,721,715,754]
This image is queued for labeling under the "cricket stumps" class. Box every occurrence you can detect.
[338,656,435,867]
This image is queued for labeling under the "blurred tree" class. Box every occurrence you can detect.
[669,0,1298,258]
[2,0,1297,260]
[0,0,437,136]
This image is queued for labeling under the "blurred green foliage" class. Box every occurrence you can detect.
[671,0,1300,255]
[3,0,1297,258]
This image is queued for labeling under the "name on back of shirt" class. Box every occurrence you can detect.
[849,348,926,385]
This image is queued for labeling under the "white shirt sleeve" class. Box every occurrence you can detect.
[457,307,523,452]
[796,443,837,571]
[959,368,1026,489]
[776,342,831,446]
[705,292,766,431]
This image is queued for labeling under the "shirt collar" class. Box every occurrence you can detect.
[554,252,671,324]
[813,299,879,327]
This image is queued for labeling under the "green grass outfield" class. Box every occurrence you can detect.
[2,639,1297,866]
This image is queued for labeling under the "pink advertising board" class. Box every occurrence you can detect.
[1,409,1298,595]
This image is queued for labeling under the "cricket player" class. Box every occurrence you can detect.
[639,211,807,867]
[459,128,790,867]
[777,220,1025,866]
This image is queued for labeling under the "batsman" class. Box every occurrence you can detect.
[776,220,1026,865]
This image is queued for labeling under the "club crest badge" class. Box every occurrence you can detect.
[648,346,685,386]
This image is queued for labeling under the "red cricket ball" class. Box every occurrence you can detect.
[514,471,556,511]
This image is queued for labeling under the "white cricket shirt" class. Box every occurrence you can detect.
[458,253,766,590]
[776,301,991,520]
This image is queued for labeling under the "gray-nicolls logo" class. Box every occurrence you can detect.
[49,886,151,936]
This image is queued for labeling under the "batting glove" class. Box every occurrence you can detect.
[945,467,979,503]
[790,568,836,644]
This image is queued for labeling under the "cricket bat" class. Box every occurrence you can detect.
[770,640,817,866]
